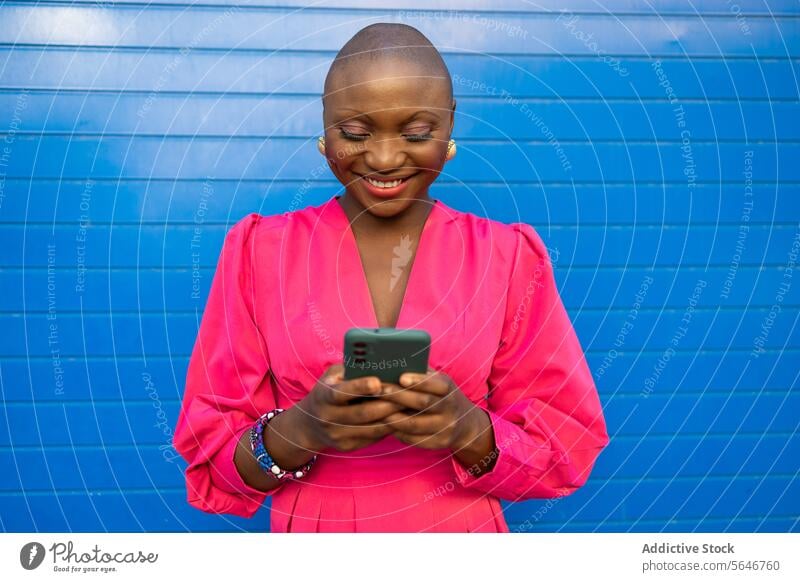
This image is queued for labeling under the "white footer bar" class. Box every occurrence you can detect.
[2,533,797,581]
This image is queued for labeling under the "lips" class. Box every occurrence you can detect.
[355,172,419,198]
[363,175,405,188]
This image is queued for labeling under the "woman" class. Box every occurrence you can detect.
[173,23,609,532]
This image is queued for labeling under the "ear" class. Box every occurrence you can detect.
[449,98,456,135]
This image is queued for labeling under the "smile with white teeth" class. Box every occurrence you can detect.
[363,176,404,188]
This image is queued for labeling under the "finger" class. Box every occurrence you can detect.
[320,365,344,385]
[334,422,394,442]
[329,398,406,425]
[334,438,380,453]
[391,431,442,448]
[378,384,441,412]
[326,376,382,405]
[398,371,451,396]
[383,411,447,435]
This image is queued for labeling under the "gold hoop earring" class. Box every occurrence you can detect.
[446,138,456,160]
[317,135,326,155]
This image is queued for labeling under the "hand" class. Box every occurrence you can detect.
[296,364,407,453]
[377,368,485,452]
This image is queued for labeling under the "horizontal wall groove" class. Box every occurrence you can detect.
[12,394,793,406]
[0,444,177,451]
[0,487,187,497]
[7,1,800,18]
[5,306,800,315]
[0,399,182,406]
[506,515,800,528]
[10,224,799,231]
[3,266,789,272]
[5,348,798,361]
[1,264,786,270]
[3,221,796,228]
[0,396,800,406]
[2,177,792,186]
[594,474,800,483]
[3,430,795,449]
[2,87,796,103]
[3,474,797,497]
[2,44,798,61]
[2,132,794,145]
[607,430,800,439]
[0,391,791,402]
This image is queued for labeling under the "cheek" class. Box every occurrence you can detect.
[412,145,448,173]
[326,136,366,168]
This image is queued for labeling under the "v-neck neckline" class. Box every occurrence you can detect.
[329,195,441,329]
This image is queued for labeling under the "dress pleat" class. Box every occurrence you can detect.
[285,484,323,532]
[317,486,357,533]
[464,496,509,532]
[268,482,300,532]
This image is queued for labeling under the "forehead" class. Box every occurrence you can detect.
[325,59,451,120]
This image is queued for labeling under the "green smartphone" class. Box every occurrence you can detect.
[343,327,430,387]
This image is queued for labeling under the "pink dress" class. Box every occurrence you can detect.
[173,195,609,532]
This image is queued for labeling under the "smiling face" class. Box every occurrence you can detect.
[322,58,455,219]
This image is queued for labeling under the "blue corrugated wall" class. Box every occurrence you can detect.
[1,1,798,532]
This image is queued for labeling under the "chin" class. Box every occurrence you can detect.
[350,191,420,218]
[365,205,407,221]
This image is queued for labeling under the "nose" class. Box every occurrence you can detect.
[364,134,406,174]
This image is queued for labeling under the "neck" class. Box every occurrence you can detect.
[337,193,434,236]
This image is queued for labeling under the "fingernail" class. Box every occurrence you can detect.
[400,374,413,386]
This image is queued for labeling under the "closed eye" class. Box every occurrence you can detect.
[404,132,433,142]
[339,127,434,143]
[339,127,369,141]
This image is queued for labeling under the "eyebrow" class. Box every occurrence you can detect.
[334,109,437,124]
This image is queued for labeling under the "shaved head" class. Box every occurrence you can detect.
[323,23,453,107]
[320,23,456,221]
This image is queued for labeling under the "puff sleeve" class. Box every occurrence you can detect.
[450,222,609,501]
[173,214,281,518]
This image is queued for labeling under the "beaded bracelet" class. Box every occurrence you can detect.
[249,408,317,481]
